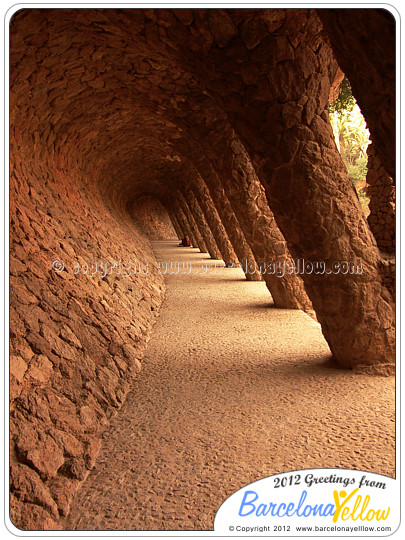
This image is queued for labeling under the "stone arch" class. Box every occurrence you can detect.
[9,7,395,530]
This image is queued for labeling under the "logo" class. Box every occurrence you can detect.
[214,468,398,536]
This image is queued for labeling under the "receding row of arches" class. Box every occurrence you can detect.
[9,7,395,530]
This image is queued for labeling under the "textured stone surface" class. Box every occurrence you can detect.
[165,208,183,240]
[178,194,208,253]
[185,187,222,260]
[170,200,199,249]
[130,196,177,241]
[9,7,395,530]
[189,176,239,267]
[185,121,314,312]
[9,146,166,529]
[366,144,395,254]
[199,175,263,281]
[172,149,263,281]
[168,8,395,369]
[365,144,395,299]
[65,242,395,531]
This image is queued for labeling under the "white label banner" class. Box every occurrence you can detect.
[214,468,399,536]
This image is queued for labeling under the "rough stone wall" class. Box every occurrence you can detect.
[9,10,170,527]
[366,144,395,298]
[366,145,395,254]
[10,148,166,530]
[9,8,396,529]
[130,196,177,240]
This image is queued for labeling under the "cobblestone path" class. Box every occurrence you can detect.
[65,241,395,531]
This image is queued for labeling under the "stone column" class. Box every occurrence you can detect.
[185,124,313,312]
[172,215,184,241]
[170,146,262,281]
[366,143,395,299]
[200,11,395,369]
[177,192,208,253]
[224,145,312,311]
[166,206,183,240]
[190,175,239,267]
[317,9,395,181]
[172,199,198,248]
[199,170,262,281]
[185,186,222,260]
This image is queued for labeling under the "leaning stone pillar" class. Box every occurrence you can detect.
[165,205,183,240]
[190,175,239,267]
[366,144,395,255]
[185,186,222,260]
[257,125,394,370]
[317,8,395,181]
[366,143,395,299]
[172,142,261,280]
[202,12,395,369]
[172,199,198,248]
[200,173,262,281]
[171,214,183,241]
[194,127,313,312]
[177,192,208,253]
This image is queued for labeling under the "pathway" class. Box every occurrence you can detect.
[65,240,395,531]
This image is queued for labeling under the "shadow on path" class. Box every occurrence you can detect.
[66,240,395,531]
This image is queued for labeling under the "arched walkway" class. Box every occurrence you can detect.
[9,8,395,531]
[65,241,395,531]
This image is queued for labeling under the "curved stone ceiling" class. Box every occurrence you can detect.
[11,8,234,217]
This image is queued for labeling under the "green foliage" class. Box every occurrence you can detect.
[328,78,371,217]
[357,189,371,218]
[346,154,368,189]
[337,109,370,160]
[329,77,355,114]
